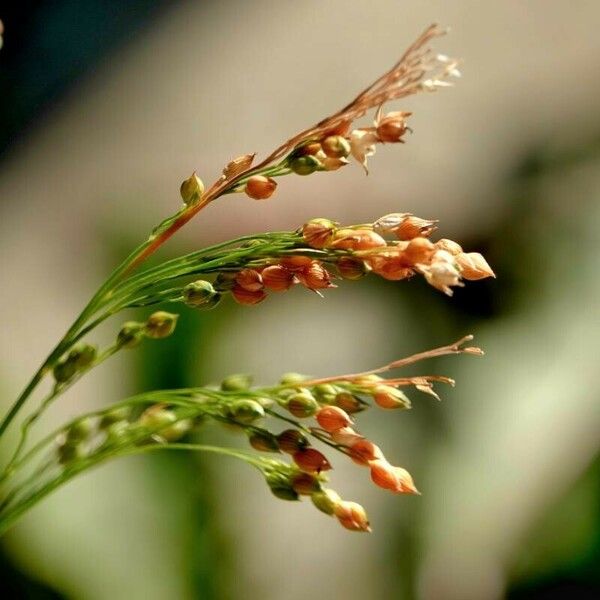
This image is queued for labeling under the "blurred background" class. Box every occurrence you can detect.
[0,1,599,599]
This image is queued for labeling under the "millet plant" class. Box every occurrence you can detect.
[0,25,494,535]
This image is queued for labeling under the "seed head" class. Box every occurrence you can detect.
[456,252,496,280]
[369,459,399,491]
[333,500,371,532]
[315,406,353,432]
[302,218,337,249]
[330,426,364,447]
[372,385,411,409]
[235,269,264,292]
[99,406,131,429]
[248,430,280,453]
[435,238,463,255]
[404,237,436,264]
[53,358,76,384]
[313,383,339,404]
[332,229,387,251]
[422,250,463,295]
[321,135,351,159]
[349,439,384,466]
[68,343,97,370]
[213,272,238,292]
[374,212,437,240]
[290,155,321,176]
[291,472,321,495]
[117,321,145,349]
[393,466,420,495]
[336,256,370,280]
[66,418,94,443]
[334,392,364,413]
[295,141,322,156]
[279,255,314,271]
[180,172,205,206]
[266,471,299,501]
[231,285,267,305]
[139,406,190,442]
[287,391,319,418]
[293,448,332,473]
[375,111,411,143]
[145,311,178,339]
[261,264,295,291]
[279,372,309,385]
[57,441,85,465]
[183,280,221,309]
[297,261,335,290]
[277,429,309,454]
[245,175,277,200]
[370,256,413,281]
[311,488,341,515]
[321,156,349,171]
[370,459,419,494]
[230,399,265,424]
[221,373,253,391]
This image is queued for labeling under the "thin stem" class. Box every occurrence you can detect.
[0,391,219,489]
[0,442,262,537]
[2,345,120,479]
[283,335,480,388]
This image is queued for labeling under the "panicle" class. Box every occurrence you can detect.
[208,335,481,533]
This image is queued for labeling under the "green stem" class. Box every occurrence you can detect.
[0,231,299,441]
[0,442,261,537]
[0,230,167,439]
[0,391,217,489]
[2,345,120,480]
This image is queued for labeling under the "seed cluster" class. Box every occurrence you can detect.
[213,212,494,307]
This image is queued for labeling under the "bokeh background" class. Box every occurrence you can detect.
[1,1,599,599]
